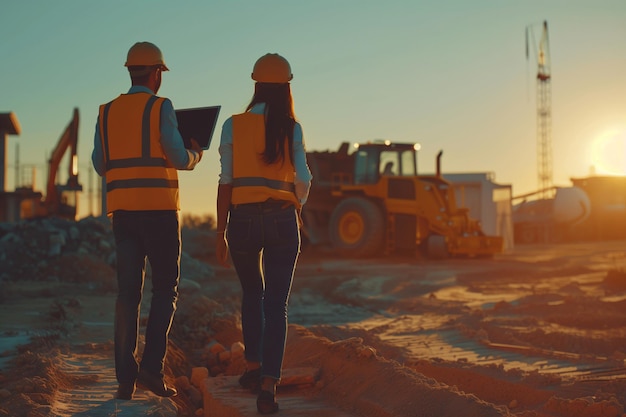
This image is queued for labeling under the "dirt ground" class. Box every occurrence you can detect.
[1,217,626,417]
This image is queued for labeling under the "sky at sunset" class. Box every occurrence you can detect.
[1,0,625,219]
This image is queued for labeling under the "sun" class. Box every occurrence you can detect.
[590,128,626,176]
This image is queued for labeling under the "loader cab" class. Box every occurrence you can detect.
[353,142,418,185]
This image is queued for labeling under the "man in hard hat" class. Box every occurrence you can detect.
[92,41,203,401]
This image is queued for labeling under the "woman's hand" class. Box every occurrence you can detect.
[215,232,230,268]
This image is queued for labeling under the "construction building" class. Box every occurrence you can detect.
[444,173,514,251]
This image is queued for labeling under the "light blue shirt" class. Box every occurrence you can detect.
[92,86,201,176]
[218,103,313,205]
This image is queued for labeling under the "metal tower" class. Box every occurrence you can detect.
[526,21,553,198]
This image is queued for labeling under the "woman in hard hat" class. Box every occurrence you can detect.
[215,53,312,414]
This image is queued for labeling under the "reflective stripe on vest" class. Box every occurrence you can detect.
[231,112,299,206]
[99,93,179,213]
[232,177,295,193]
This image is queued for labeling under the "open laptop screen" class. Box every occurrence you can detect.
[175,105,221,150]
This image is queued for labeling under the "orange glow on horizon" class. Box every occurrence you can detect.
[589,127,626,176]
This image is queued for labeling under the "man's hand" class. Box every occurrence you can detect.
[190,138,203,162]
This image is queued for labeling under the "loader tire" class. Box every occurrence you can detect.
[426,234,450,259]
[329,197,385,258]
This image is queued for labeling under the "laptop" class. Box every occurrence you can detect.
[175,105,221,150]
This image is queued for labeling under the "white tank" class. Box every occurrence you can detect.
[552,186,591,224]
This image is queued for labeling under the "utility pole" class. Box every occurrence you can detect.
[526,20,553,198]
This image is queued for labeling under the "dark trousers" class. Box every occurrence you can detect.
[112,210,181,384]
[227,201,300,381]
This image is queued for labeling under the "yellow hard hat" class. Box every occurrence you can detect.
[125,42,169,70]
[251,53,292,83]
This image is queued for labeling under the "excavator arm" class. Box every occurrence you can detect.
[44,107,82,216]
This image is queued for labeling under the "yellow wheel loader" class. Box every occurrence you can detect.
[302,141,503,258]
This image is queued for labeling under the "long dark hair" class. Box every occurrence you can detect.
[246,82,296,165]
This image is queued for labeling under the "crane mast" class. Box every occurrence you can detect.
[526,20,553,198]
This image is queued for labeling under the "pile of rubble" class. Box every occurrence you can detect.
[170,293,246,377]
[0,217,115,283]
[0,216,215,288]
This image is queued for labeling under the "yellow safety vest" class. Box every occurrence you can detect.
[98,93,179,213]
[231,112,299,207]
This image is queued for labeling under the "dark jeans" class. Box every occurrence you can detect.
[227,201,300,381]
[112,210,181,384]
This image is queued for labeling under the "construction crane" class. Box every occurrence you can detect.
[526,20,553,199]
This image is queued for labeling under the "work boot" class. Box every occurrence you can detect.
[257,390,279,414]
[238,367,262,392]
[115,382,135,400]
[137,369,177,397]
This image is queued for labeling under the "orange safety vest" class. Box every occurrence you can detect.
[98,93,179,213]
[231,112,299,207]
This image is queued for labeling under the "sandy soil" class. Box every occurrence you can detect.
[1,218,626,417]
